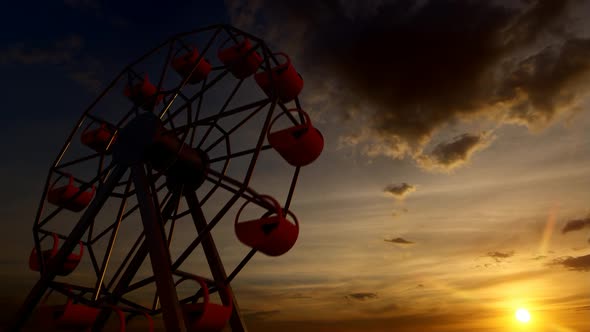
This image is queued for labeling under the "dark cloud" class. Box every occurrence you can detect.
[68,70,102,92]
[285,293,312,299]
[0,36,103,92]
[392,207,409,217]
[417,133,492,171]
[346,292,378,301]
[500,38,590,126]
[385,237,414,245]
[384,183,416,198]
[486,251,514,262]
[562,217,590,234]
[227,0,590,166]
[64,0,100,10]
[0,35,82,65]
[552,254,590,271]
[243,310,281,320]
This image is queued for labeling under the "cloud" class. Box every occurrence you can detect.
[64,0,100,10]
[416,133,493,171]
[499,38,590,127]
[385,237,414,245]
[392,207,409,217]
[562,217,590,234]
[68,70,101,92]
[460,268,552,290]
[0,35,83,65]
[552,254,590,271]
[227,0,590,167]
[243,310,281,320]
[384,183,416,198]
[346,292,378,301]
[0,36,103,92]
[486,251,514,262]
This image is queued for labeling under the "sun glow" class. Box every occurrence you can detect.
[515,308,531,323]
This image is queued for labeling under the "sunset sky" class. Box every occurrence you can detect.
[1,1,589,331]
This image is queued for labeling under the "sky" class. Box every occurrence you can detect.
[1,1,590,331]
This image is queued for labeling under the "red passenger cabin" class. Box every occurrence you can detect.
[254,52,303,102]
[28,233,83,276]
[171,48,212,84]
[47,175,95,212]
[218,37,262,79]
[124,75,163,110]
[81,123,117,153]
[267,109,324,167]
[126,312,155,332]
[235,195,299,256]
[38,295,125,331]
[179,277,232,332]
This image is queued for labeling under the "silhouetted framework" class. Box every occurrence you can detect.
[8,24,324,332]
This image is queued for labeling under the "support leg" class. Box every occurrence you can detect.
[131,165,187,332]
[185,191,248,332]
[91,190,181,331]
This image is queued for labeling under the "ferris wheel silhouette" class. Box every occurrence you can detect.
[9,24,324,332]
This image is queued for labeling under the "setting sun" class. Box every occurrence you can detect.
[515,308,531,323]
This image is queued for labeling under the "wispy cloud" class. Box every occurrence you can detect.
[346,292,378,301]
[0,35,82,65]
[486,251,514,262]
[244,310,281,320]
[459,268,553,291]
[392,207,409,217]
[0,35,103,92]
[64,0,100,10]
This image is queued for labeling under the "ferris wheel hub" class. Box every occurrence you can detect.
[166,147,210,193]
[112,114,208,184]
[112,113,162,166]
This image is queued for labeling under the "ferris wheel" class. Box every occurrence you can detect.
[8,24,324,332]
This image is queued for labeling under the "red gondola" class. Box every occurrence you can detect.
[28,233,84,276]
[38,298,99,330]
[171,48,212,84]
[124,74,163,110]
[235,195,299,256]
[266,109,324,166]
[126,312,154,332]
[37,291,125,331]
[180,277,233,332]
[218,37,262,79]
[254,52,303,102]
[81,123,117,153]
[267,109,324,167]
[47,175,95,212]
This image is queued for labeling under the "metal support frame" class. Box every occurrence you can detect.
[92,190,181,332]
[14,23,311,332]
[131,165,187,332]
[8,165,127,331]
[185,191,247,332]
